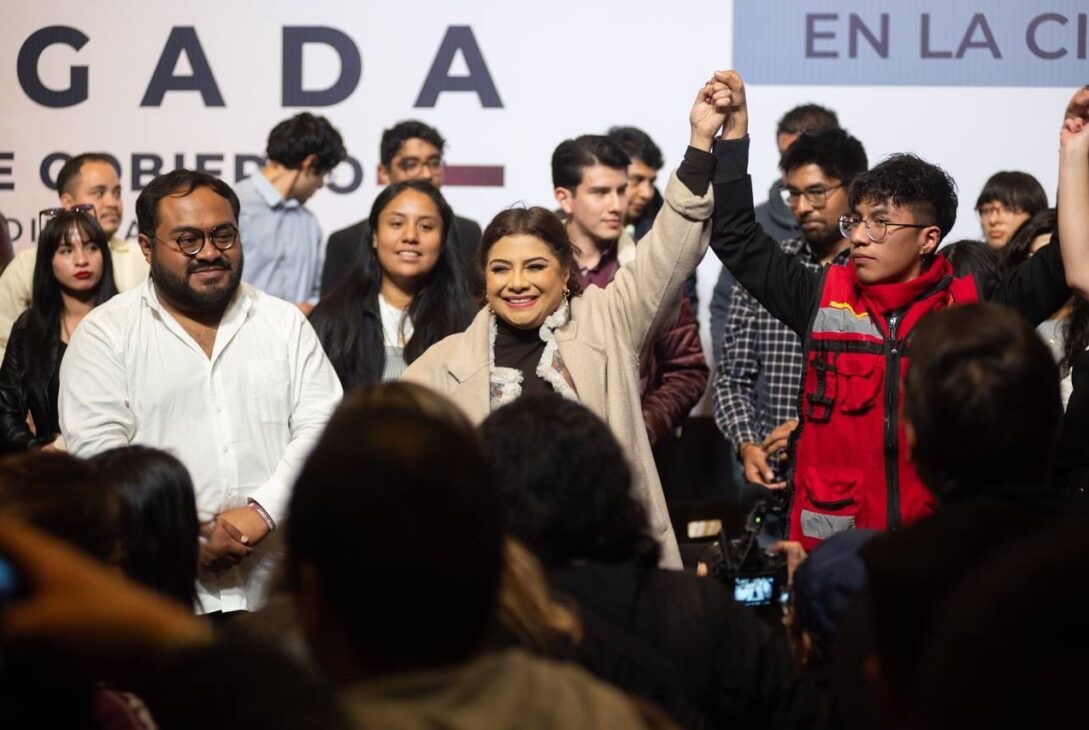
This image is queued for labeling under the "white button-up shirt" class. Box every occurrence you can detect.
[60,279,343,613]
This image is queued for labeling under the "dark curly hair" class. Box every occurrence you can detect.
[848,154,958,239]
[479,394,661,569]
[266,112,346,174]
[779,128,868,187]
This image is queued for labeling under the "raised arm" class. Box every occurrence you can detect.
[708,71,819,336]
[1059,87,1089,297]
[605,77,728,354]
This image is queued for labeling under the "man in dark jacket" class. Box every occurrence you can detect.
[321,120,482,295]
[553,134,708,444]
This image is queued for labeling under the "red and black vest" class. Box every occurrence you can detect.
[789,257,979,551]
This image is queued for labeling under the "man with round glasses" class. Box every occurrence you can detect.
[0,153,149,358]
[708,70,1087,550]
[59,169,342,616]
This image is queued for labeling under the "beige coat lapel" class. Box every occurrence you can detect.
[553,319,608,413]
[442,309,492,422]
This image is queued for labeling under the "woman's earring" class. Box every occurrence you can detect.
[563,287,570,304]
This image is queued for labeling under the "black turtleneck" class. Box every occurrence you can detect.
[494,318,551,397]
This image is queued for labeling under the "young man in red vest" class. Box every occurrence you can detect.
[709,71,1089,549]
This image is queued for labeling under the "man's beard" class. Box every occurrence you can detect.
[151,254,243,315]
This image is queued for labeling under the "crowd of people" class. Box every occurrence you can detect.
[0,69,1087,729]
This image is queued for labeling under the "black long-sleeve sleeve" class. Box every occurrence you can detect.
[978,230,1069,324]
[710,137,820,336]
[0,314,43,453]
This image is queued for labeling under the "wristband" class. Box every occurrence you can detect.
[247,499,276,531]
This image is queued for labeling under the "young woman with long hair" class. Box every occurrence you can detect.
[0,209,117,452]
[309,180,475,387]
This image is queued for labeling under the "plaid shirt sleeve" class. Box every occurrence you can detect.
[713,281,762,451]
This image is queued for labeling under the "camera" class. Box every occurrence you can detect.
[703,498,789,612]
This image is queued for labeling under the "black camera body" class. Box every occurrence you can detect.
[705,499,789,611]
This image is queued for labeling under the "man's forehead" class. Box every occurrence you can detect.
[396,137,440,158]
[784,163,838,188]
[157,188,235,227]
[75,160,119,188]
[578,164,627,188]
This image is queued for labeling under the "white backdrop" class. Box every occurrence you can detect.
[0,1,1077,363]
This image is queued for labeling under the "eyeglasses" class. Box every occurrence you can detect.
[39,204,96,232]
[395,155,444,176]
[153,224,239,256]
[838,214,933,243]
[780,184,842,207]
[976,202,1024,218]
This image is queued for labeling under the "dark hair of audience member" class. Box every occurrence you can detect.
[479,393,660,569]
[903,303,1061,501]
[777,104,840,137]
[1002,208,1056,271]
[90,446,200,608]
[607,126,664,170]
[266,112,346,174]
[478,207,583,297]
[23,212,117,419]
[779,127,868,186]
[848,153,958,238]
[380,119,446,167]
[551,134,631,191]
[915,519,1089,730]
[938,239,1001,280]
[287,384,504,675]
[309,181,474,388]
[974,170,1048,220]
[55,153,121,197]
[0,452,119,562]
[136,169,241,241]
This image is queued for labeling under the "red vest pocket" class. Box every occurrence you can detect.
[835,353,884,414]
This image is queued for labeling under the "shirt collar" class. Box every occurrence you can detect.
[250,171,301,211]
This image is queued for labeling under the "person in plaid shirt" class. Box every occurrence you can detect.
[714,129,868,493]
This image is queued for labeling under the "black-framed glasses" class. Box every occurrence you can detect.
[976,202,1024,218]
[395,155,444,176]
[780,183,842,208]
[154,224,239,256]
[838,214,932,243]
[39,204,96,233]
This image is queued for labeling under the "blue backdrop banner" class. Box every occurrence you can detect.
[735,1,1088,87]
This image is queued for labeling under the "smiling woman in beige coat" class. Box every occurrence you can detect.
[404,73,740,568]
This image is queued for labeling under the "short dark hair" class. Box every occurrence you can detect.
[479,394,661,569]
[379,120,446,168]
[848,154,959,239]
[779,128,868,186]
[975,171,1048,217]
[478,207,583,297]
[551,135,631,191]
[904,303,1062,500]
[776,104,840,137]
[56,153,120,197]
[607,126,664,170]
[938,239,1001,281]
[266,112,346,174]
[136,169,240,240]
[287,386,504,671]
[1002,208,1056,271]
[90,446,200,608]
[0,452,119,563]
